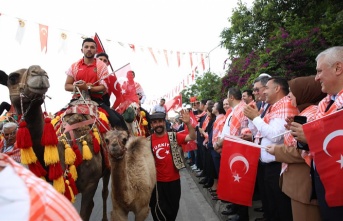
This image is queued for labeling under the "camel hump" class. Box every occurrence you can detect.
[126,136,149,153]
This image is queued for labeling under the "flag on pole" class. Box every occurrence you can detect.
[303,109,343,206]
[94,32,114,72]
[165,94,182,113]
[107,63,132,110]
[217,138,260,206]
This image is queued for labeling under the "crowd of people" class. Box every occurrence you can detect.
[183,46,343,221]
[1,41,342,221]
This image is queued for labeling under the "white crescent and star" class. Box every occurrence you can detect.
[40,27,48,36]
[113,76,128,90]
[156,148,170,160]
[228,154,250,182]
[323,129,343,157]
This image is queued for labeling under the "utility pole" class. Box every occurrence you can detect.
[207,44,220,72]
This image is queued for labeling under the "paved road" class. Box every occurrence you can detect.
[73,169,220,221]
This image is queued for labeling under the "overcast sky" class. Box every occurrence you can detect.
[0,0,252,113]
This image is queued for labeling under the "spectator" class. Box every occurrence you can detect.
[290,46,343,220]
[266,75,325,221]
[242,89,255,105]
[244,77,299,221]
[0,122,20,163]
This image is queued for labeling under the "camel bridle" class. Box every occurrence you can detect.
[8,68,47,120]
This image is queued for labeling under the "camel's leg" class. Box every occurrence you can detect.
[102,168,111,221]
[111,208,128,221]
[134,206,150,221]
[80,182,99,221]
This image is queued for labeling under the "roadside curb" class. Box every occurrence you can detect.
[186,165,262,221]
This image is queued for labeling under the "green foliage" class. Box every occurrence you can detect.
[181,72,223,104]
[219,0,343,93]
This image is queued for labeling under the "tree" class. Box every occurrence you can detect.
[181,72,224,104]
[220,0,343,92]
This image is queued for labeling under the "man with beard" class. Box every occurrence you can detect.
[0,122,20,163]
[64,38,127,130]
[149,110,196,221]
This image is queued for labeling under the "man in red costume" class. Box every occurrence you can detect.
[149,110,196,221]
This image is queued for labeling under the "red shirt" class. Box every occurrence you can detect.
[66,58,109,99]
[151,132,187,182]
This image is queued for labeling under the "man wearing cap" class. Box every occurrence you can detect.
[149,110,196,221]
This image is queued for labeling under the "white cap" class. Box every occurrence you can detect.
[259,73,271,78]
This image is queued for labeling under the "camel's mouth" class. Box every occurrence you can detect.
[28,87,49,95]
[109,146,126,160]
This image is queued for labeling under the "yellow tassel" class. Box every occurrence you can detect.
[44,145,60,165]
[69,164,78,181]
[64,144,76,165]
[82,141,92,160]
[51,115,60,126]
[53,176,65,194]
[66,180,75,203]
[142,119,148,126]
[98,111,109,124]
[20,147,38,165]
[93,128,101,144]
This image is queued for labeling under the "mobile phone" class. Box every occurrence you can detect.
[293,116,309,150]
[294,116,307,124]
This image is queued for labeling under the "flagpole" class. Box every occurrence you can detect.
[91,63,131,85]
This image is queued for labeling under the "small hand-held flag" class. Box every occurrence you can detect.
[217,138,260,206]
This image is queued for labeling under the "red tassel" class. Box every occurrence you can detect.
[48,162,63,180]
[16,121,33,149]
[98,107,109,116]
[98,118,110,133]
[28,161,47,177]
[67,173,79,195]
[72,143,83,167]
[41,118,58,146]
[91,132,100,154]
[64,179,72,201]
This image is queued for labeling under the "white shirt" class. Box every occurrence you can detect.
[0,165,30,221]
[252,116,287,163]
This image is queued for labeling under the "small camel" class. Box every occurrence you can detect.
[105,130,156,221]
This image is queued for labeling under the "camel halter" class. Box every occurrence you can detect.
[8,69,47,120]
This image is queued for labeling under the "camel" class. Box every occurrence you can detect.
[0,66,110,221]
[105,129,156,221]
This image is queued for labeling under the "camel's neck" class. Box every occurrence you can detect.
[111,157,130,199]
[24,105,45,164]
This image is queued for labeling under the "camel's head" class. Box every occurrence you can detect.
[105,130,129,160]
[0,65,50,115]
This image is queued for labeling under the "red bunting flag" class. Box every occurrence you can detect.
[201,53,205,70]
[217,138,260,206]
[39,24,48,53]
[303,109,343,206]
[165,94,182,113]
[149,47,158,64]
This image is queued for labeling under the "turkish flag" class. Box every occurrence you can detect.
[217,138,260,206]
[188,111,198,128]
[303,109,343,206]
[165,95,182,112]
[39,24,48,53]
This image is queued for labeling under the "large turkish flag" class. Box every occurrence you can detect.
[303,109,343,206]
[217,138,260,206]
